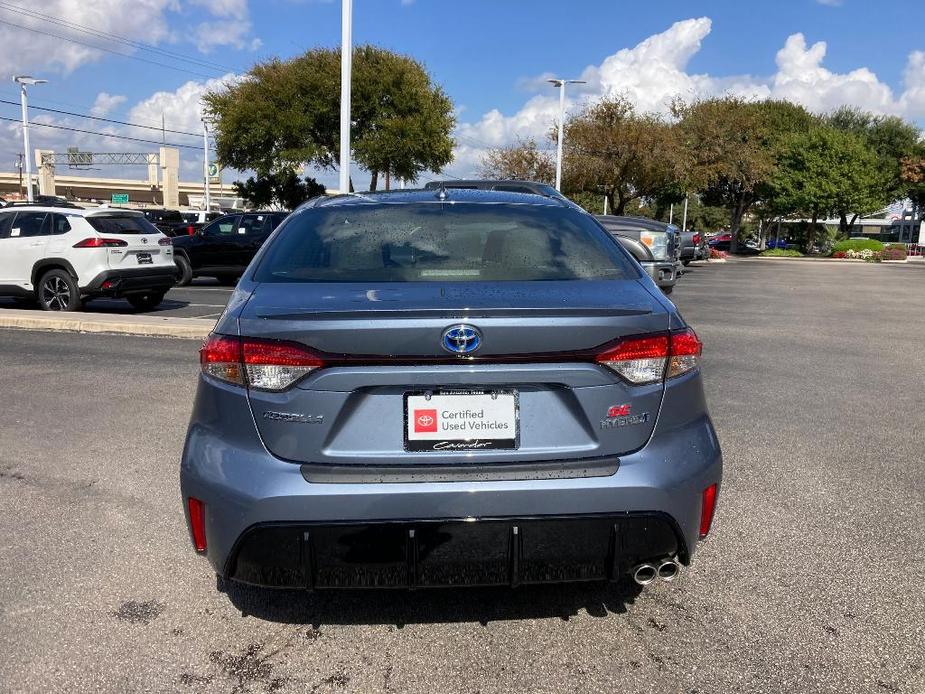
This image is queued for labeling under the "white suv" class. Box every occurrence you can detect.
[0,205,177,311]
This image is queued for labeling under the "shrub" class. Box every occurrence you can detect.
[832,238,884,253]
[881,244,907,261]
[759,248,803,257]
[709,248,727,260]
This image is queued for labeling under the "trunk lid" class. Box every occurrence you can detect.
[240,280,669,467]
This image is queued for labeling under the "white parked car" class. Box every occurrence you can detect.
[0,204,177,311]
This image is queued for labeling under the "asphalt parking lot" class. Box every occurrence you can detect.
[1,259,923,693]
[0,280,235,320]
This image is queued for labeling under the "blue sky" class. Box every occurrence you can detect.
[0,0,923,189]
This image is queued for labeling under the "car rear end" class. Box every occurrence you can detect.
[80,211,176,298]
[181,193,721,590]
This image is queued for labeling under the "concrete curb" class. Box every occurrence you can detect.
[742,256,910,264]
[0,309,215,339]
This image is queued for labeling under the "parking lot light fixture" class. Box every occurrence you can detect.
[13,75,47,203]
[547,78,585,192]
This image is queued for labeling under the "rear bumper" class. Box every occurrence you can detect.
[180,372,723,588]
[228,513,683,588]
[82,265,177,297]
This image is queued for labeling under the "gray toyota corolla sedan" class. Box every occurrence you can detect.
[181,189,722,590]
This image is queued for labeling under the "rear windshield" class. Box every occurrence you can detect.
[253,203,636,283]
[87,215,161,235]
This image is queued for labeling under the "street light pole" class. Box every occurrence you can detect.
[202,118,211,212]
[13,75,47,203]
[548,78,585,192]
[339,0,353,194]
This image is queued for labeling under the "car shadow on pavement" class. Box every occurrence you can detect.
[223,579,644,626]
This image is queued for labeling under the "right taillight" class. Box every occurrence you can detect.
[596,334,670,384]
[187,497,207,552]
[199,334,324,391]
[699,483,718,539]
[668,328,702,378]
[596,328,702,384]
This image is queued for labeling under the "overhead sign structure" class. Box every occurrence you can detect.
[111,193,129,204]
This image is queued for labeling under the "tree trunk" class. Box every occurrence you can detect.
[728,197,744,254]
[384,166,391,191]
[614,196,628,216]
[808,211,818,252]
[839,213,849,237]
[349,175,354,194]
[368,170,378,192]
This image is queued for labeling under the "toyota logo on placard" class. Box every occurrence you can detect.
[414,409,438,433]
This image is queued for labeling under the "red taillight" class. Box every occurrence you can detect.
[668,328,702,378]
[699,483,718,539]
[73,237,128,248]
[692,234,700,244]
[596,335,669,384]
[188,497,207,552]
[159,236,172,246]
[187,225,196,236]
[596,329,702,384]
[199,334,324,391]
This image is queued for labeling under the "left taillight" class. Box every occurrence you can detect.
[596,328,702,384]
[199,334,324,391]
[73,237,127,248]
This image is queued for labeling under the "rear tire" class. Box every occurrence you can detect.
[127,291,166,312]
[175,255,193,286]
[682,259,691,266]
[37,269,81,311]
[662,286,674,295]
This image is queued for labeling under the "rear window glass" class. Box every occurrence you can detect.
[87,215,160,235]
[254,203,636,283]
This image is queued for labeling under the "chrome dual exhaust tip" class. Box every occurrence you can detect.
[632,558,681,585]
[657,558,680,582]
[632,563,658,585]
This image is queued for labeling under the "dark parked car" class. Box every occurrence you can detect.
[423,179,584,210]
[595,216,680,293]
[140,208,184,235]
[181,189,722,593]
[172,210,224,237]
[171,211,288,285]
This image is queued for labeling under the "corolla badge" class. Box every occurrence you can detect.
[441,325,482,354]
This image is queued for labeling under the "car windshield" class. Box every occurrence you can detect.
[253,202,636,283]
[87,214,161,235]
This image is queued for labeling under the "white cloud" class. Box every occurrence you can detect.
[816,0,843,6]
[189,0,259,52]
[90,92,127,117]
[0,0,177,76]
[444,17,925,180]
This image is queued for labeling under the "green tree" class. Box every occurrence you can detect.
[562,97,683,215]
[770,126,885,249]
[233,169,326,210]
[204,46,455,191]
[674,98,816,252]
[479,137,555,183]
[825,106,920,231]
